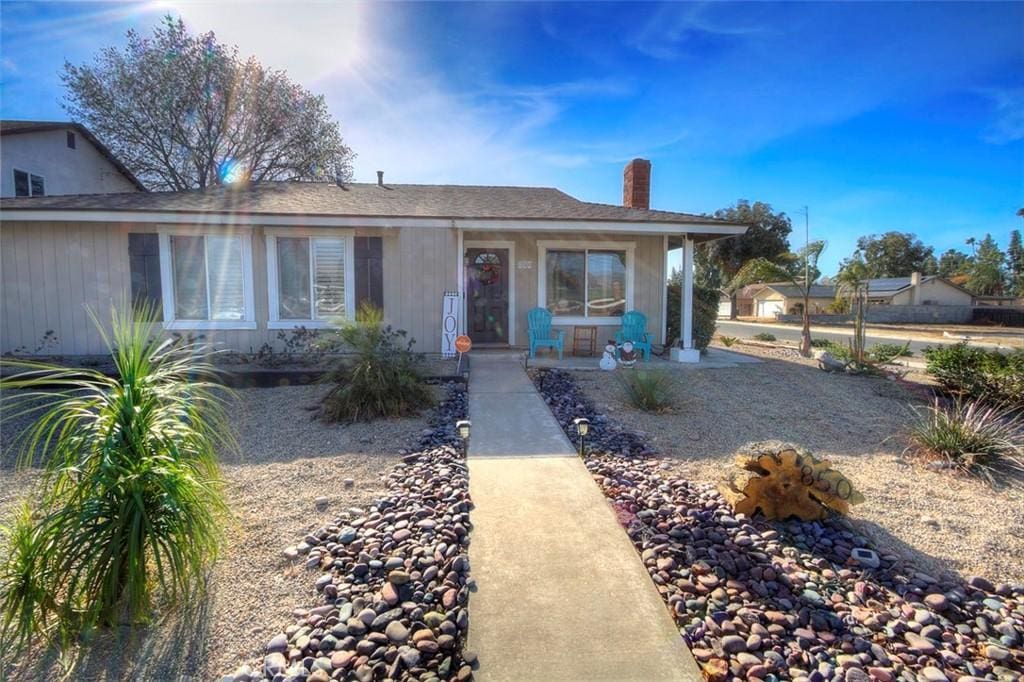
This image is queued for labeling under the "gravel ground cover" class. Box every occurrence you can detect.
[566,348,1024,585]
[224,384,474,682]
[533,369,1024,682]
[0,384,454,680]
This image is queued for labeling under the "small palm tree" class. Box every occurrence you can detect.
[834,259,870,365]
[0,304,230,654]
[730,242,825,357]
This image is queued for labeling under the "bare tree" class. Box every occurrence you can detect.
[62,16,355,191]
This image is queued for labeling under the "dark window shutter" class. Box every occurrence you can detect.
[128,233,163,320]
[353,236,384,314]
[13,170,29,197]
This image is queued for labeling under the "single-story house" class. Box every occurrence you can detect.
[750,283,837,318]
[1,120,146,197]
[864,273,973,306]
[0,159,748,362]
[719,283,768,318]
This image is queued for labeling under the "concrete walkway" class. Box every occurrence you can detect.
[466,353,700,681]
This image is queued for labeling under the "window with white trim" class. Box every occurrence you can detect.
[268,234,353,325]
[159,233,255,329]
[170,235,246,320]
[543,246,629,319]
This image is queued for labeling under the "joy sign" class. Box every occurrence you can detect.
[440,291,459,358]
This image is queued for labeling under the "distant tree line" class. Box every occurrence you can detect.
[695,201,1024,299]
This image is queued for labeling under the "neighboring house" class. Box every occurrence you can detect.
[750,283,836,318]
[724,283,768,318]
[1,120,145,197]
[864,273,972,306]
[0,159,748,362]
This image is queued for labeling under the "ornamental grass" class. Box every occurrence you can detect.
[0,305,230,656]
[906,396,1024,487]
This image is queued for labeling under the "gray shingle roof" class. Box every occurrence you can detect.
[1,120,147,191]
[0,180,742,226]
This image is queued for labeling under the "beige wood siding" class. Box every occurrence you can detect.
[2,221,132,355]
[2,221,667,356]
[382,227,458,353]
[1,221,458,356]
[463,231,666,346]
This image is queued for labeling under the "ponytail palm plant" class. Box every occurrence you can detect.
[835,258,870,365]
[0,305,231,655]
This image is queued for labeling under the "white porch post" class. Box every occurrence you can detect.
[671,235,701,363]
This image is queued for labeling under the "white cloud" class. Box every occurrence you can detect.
[979,87,1024,144]
[626,3,766,60]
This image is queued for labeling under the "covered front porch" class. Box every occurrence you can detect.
[457,230,723,363]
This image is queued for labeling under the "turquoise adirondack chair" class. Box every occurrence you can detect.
[527,307,565,359]
[615,310,653,361]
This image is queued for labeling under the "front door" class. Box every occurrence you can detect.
[466,247,509,344]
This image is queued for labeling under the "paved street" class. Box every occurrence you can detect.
[716,321,1017,355]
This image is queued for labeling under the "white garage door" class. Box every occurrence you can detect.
[757,300,784,318]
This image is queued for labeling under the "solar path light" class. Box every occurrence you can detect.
[572,417,590,458]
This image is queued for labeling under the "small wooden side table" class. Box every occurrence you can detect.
[573,325,598,357]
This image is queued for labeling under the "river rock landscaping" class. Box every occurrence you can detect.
[569,352,1024,584]
[533,369,1024,682]
[222,384,475,682]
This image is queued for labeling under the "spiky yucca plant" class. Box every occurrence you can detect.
[617,370,677,413]
[320,303,433,422]
[0,305,230,655]
[906,397,1024,486]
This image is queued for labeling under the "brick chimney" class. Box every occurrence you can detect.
[623,158,651,210]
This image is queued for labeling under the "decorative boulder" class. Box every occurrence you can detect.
[719,441,864,520]
[816,350,849,373]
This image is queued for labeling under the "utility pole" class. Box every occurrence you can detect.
[797,206,811,357]
[803,206,810,286]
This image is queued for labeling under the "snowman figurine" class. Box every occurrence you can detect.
[599,341,618,370]
[618,340,637,367]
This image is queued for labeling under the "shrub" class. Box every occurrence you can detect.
[0,305,229,653]
[617,370,676,413]
[821,340,853,363]
[719,336,738,347]
[667,284,719,351]
[867,342,912,362]
[810,338,833,348]
[923,343,1024,404]
[752,332,777,342]
[907,397,1024,486]
[320,303,434,422]
[826,298,851,314]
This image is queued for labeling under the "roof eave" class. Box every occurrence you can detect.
[0,208,750,236]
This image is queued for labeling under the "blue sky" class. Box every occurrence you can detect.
[2,1,1022,276]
